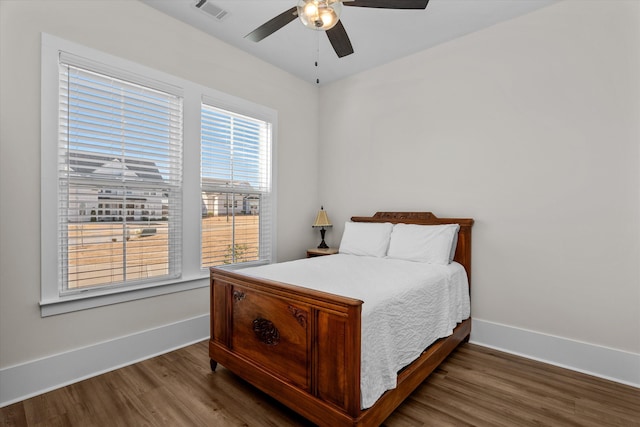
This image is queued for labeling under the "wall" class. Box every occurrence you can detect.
[0,0,319,404]
[319,0,640,382]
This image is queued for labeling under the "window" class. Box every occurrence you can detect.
[201,103,272,267]
[58,57,183,292]
[41,34,276,316]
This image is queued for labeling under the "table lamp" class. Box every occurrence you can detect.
[312,206,332,249]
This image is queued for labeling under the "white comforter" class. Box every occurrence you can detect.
[238,253,470,409]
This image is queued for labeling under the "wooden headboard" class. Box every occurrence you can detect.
[350,212,474,284]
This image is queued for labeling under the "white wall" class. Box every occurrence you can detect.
[0,0,318,377]
[319,0,640,360]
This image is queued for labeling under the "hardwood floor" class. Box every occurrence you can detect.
[2,342,638,426]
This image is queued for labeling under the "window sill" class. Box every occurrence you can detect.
[40,275,209,317]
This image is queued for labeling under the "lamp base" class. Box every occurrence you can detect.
[317,227,329,249]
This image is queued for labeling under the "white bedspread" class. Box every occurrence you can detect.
[238,254,470,409]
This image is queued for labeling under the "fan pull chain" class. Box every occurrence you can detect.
[315,32,320,85]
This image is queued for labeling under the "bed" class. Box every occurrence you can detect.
[209,211,474,426]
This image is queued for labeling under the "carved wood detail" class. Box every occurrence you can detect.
[252,318,280,345]
[288,305,307,327]
[372,212,436,222]
[233,290,245,303]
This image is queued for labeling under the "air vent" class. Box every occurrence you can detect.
[195,0,229,21]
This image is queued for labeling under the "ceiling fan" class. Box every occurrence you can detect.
[245,0,430,58]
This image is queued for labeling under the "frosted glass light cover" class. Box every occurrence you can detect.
[297,0,343,31]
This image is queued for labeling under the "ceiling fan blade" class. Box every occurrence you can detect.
[325,21,354,58]
[245,7,298,42]
[343,0,429,9]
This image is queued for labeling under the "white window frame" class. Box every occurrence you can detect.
[40,33,277,316]
[200,97,274,269]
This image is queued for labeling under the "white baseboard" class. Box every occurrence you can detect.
[3,316,637,408]
[470,318,640,388]
[0,314,209,408]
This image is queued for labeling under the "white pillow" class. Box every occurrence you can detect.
[386,223,460,264]
[338,221,394,257]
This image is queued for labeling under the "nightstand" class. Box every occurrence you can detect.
[306,247,338,258]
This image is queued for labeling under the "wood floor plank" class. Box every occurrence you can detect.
[2,342,638,427]
[434,363,590,425]
[0,402,27,427]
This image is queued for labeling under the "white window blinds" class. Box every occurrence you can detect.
[58,55,183,292]
[200,103,272,267]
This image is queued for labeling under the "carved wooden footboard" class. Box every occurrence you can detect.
[209,212,474,427]
[210,268,364,424]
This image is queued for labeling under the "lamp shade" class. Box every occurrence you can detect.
[297,0,342,31]
[312,206,332,228]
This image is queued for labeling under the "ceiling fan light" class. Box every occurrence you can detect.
[303,2,318,16]
[297,0,342,31]
[320,9,336,27]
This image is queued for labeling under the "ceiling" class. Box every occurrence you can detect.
[141,0,558,86]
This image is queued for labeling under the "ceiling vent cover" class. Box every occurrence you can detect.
[194,0,229,21]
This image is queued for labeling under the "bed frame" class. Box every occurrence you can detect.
[209,212,474,426]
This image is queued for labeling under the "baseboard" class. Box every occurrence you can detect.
[3,316,637,408]
[470,318,640,388]
[0,314,209,408]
